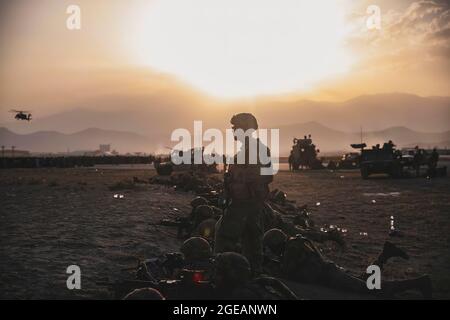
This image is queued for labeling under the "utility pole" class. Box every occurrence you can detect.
[360,126,363,144]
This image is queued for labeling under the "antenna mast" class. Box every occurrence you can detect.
[360,126,363,144]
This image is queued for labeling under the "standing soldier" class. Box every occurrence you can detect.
[428,147,440,177]
[429,148,439,169]
[214,113,274,275]
[288,150,294,171]
[413,147,423,177]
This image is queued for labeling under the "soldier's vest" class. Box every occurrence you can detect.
[227,138,273,202]
[228,163,271,202]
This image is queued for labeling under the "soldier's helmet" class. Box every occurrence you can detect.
[272,189,287,203]
[263,228,288,256]
[193,205,214,224]
[214,252,251,288]
[190,196,208,208]
[180,237,212,261]
[230,113,258,131]
[123,288,165,300]
[196,218,217,240]
[287,235,321,262]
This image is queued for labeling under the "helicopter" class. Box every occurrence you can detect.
[9,109,32,121]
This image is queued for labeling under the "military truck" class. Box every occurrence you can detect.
[337,152,360,169]
[351,143,407,179]
[289,135,324,170]
[155,148,218,176]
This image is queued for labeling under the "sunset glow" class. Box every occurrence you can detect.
[131,0,354,98]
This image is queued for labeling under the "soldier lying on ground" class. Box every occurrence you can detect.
[121,241,297,300]
[176,196,210,238]
[99,237,215,299]
[135,237,214,283]
[121,252,299,300]
[185,194,344,252]
[213,252,298,300]
[263,202,345,246]
[184,202,221,239]
[262,229,432,298]
[163,172,343,249]
[134,252,184,283]
[157,196,220,239]
[266,189,341,240]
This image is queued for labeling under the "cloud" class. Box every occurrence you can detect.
[389,1,449,43]
[358,1,450,56]
[346,1,449,76]
[309,1,450,99]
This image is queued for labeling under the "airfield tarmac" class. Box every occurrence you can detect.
[0,167,449,299]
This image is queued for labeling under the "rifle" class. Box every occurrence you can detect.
[158,269,215,299]
[122,253,185,283]
[196,191,221,207]
[220,169,231,210]
[149,217,193,238]
[97,269,215,299]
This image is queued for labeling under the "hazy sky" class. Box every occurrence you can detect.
[0,0,449,117]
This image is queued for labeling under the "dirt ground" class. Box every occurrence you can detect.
[0,167,449,299]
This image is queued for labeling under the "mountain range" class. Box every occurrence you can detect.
[2,93,449,134]
[1,123,448,155]
[0,127,151,154]
[1,93,448,154]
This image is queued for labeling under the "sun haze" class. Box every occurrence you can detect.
[130,0,354,98]
[0,0,448,117]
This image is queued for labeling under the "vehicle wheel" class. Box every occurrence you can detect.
[389,165,402,178]
[156,162,173,176]
[361,166,369,179]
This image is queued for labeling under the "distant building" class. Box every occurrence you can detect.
[99,144,111,153]
[1,148,31,157]
[83,150,103,156]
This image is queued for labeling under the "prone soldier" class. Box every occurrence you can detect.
[214,252,298,300]
[262,229,432,298]
[103,237,216,299]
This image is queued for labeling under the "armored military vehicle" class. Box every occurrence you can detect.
[289,135,323,170]
[155,148,218,176]
[351,143,412,179]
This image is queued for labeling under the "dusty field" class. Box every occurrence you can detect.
[0,167,449,299]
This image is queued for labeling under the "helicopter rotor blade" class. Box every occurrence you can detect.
[9,109,30,113]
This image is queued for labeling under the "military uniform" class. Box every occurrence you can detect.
[429,148,439,169]
[193,218,218,242]
[214,113,273,273]
[281,235,324,282]
[280,235,432,297]
[136,238,213,282]
[214,252,298,300]
[280,235,373,293]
